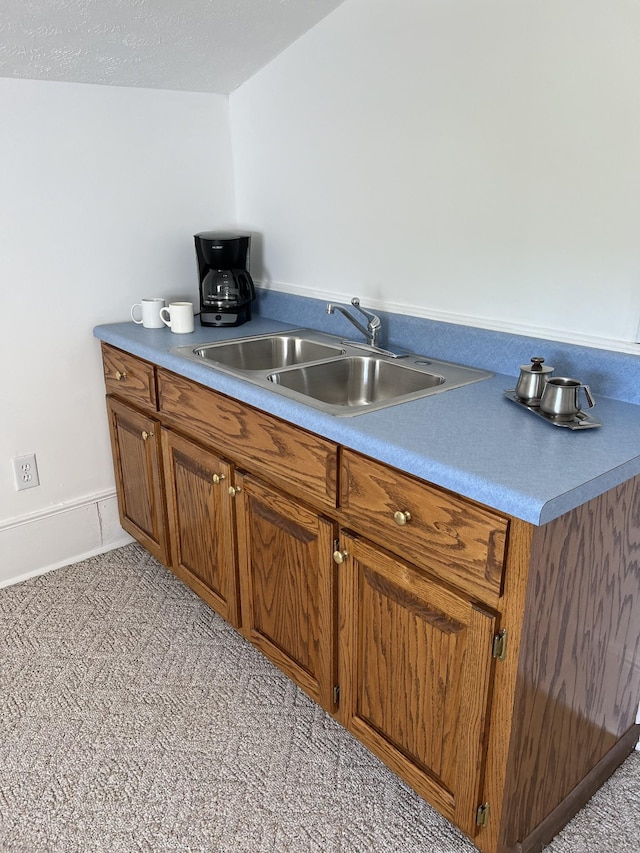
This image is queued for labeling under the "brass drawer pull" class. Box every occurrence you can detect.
[115,370,127,381]
[228,485,241,497]
[333,549,349,565]
[393,510,412,526]
[212,474,226,484]
[141,430,154,441]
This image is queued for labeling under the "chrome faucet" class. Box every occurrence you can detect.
[326,297,382,348]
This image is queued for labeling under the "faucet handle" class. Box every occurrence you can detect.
[350,297,381,329]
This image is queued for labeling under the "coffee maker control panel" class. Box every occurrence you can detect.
[201,310,240,326]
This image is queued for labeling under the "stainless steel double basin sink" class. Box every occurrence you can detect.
[172,329,492,416]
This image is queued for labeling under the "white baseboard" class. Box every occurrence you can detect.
[0,490,134,588]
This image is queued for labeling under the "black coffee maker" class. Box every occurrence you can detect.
[194,231,256,327]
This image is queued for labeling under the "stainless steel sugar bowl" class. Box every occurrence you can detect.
[515,357,554,406]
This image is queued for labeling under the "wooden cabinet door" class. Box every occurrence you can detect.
[338,531,497,839]
[236,474,338,712]
[106,396,168,564]
[161,429,240,627]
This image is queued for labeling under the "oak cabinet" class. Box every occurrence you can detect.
[337,530,497,840]
[103,344,340,709]
[339,449,508,606]
[161,428,241,627]
[102,344,157,411]
[236,473,338,713]
[100,341,640,853]
[106,395,169,565]
[156,366,337,509]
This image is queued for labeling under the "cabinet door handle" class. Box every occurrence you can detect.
[228,485,241,497]
[212,474,226,484]
[141,430,154,441]
[115,370,127,381]
[333,549,349,565]
[393,510,412,526]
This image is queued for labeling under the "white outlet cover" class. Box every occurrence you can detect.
[13,453,40,491]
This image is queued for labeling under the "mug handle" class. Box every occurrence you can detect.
[582,385,595,408]
[131,303,143,324]
[159,307,171,328]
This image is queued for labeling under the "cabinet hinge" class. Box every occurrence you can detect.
[492,628,507,661]
[333,685,340,705]
[476,802,490,828]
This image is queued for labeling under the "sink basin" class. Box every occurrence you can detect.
[269,357,444,408]
[192,335,344,370]
[172,329,492,416]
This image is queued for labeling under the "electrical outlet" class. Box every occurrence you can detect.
[13,453,40,491]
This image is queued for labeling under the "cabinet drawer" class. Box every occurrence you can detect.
[157,368,338,509]
[340,449,508,602]
[102,344,157,411]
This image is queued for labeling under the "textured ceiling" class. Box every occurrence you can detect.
[0,0,345,94]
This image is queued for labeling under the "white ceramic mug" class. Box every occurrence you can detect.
[131,298,166,329]
[159,301,195,334]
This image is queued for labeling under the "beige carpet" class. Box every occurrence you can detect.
[1,543,638,852]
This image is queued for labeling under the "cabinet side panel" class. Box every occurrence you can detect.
[499,475,640,849]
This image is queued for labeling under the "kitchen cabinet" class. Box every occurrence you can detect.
[161,428,240,627]
[99,341,640,853]
[337,448,509,841]
[338,448,508,606]
[101,342,340,707]
[487,482,640,853]
[236,473,338,712]
[102,344,169,564]
[106,396,169,565]
[337,530,496,840]
[155,365,337,510]
[102,344,158,411]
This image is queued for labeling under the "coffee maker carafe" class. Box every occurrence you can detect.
[194,231,256,327]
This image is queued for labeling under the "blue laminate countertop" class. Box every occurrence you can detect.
[94,319,640,527]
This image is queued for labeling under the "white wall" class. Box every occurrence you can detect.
[229,0,640,346]
[3,0,639,583]
[0,78,235,583]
